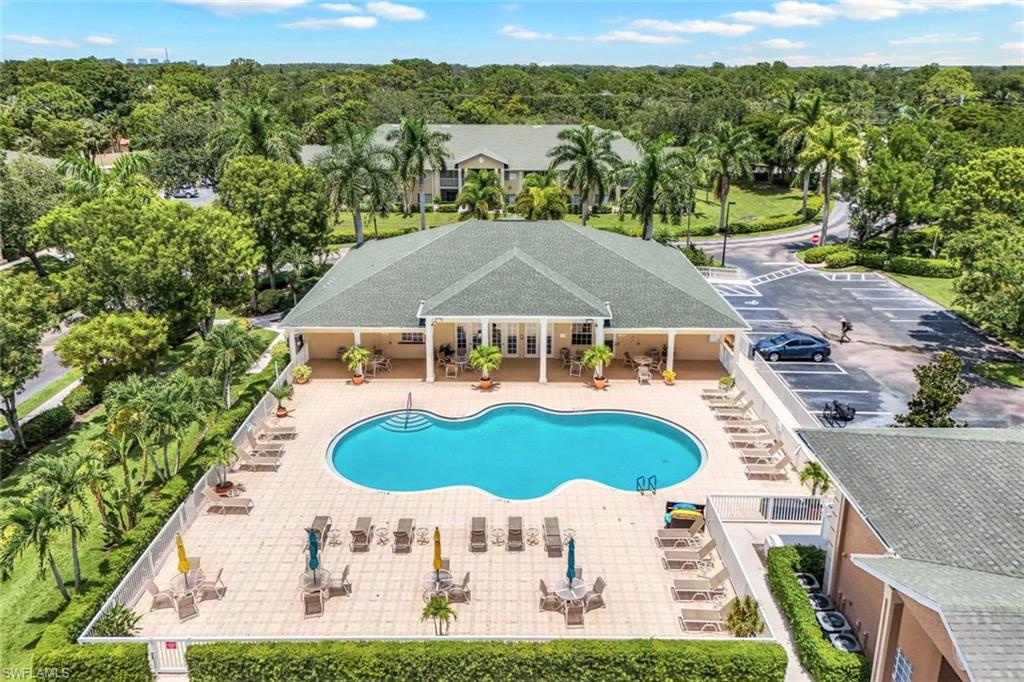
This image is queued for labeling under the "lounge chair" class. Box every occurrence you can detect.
[705,390,747,408]
[666,514,705,536]
[145,580,173,611]
[543,517,562,557]
[714,399,755,419]
[394,518,414,553]
[173,593,199,622]
[584,577,607,611]
[662,539,718,571]
[197,568,226,602]
[745,456,791,479]
[670,567,729,601]
[448,572,471,604]
[202,487,254,514]
[637,366,651,384]
[730,431,778,444]
[738,443,785,465]
[350,517,373,552]
[565,602,585,628]
[469,517,487,552]
[302,590,325,618]
[328,565,352,598]
[656,527,706,549]
[256,417,296,440]
[506,516,523,551]
[244,430,286,454]
[235,446,281,471]
[310,515,332,545]
[722,418,771,434]
[539,579,561,612]
[678,598,735,632]
[701,385,737,398]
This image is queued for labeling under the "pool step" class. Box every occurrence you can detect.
[379,414,433,433]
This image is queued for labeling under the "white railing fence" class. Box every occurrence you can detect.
[79,355,298,642]
[718,342,735,374]
[750,353,821,430]
[708,494,824,525]
[697,265,743,282]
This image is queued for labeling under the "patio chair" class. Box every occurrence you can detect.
[730,433,778,447]
[544,517,562,557]
[202,487,254,514]
[469,517,487,552]
[448,572,471,604]
[650,359,664,376]
[584,577,607,611]
[302,590,325,618]
[565,602,585,628]
[636,366,651,384]
[656,527,707,549]
[364,361,377,377]
[714,400,755,419]
[745,456,791,480]
[622,351,635,368]
[670,567,729,601]
[506,516,524,552]
[737,442,785,465]
[173,593,200,622]
[662,539,718,571]
[310,516,333,546]
[197,568,226,602]
[350,517,373,552]
[569,360,583,377]
[145,580,173,611]
[377,356,392,373]
[574,566,583,582]
[394,518,414,553]
[244,430,286,454]
[328,565,352,598]
[678,598,734,632]
[235,447,281,471]
[706,390,747,408]
[256,418,296,440]
[539,580,561,612]
[440,557,450,571]
[187,556,201,572]
[445,362,459,380]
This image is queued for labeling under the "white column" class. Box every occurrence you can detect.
[288,329,297,360]
[425,319,435,383]
[539,318,548,383]
[667,330,676,371]
[353,330,361,347]
[481,317,490,345]
[594,321,604,346]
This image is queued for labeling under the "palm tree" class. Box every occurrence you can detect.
[27,452,94,592]
[514,185,569,220]
[210,101,302,174]
[780,95,826,216]
[160,371,219,475]
[420,595,457,636]
[725,595,764,637]
[455,169,503,219]
[799,120,861,243]
[313,123,398,246]
[387,117,451,230]
[546,125,622,225]
[57,152,153,200]
[193,320,266,406]
[104,377,160,482]
[799,461,831,496]
[617,134,682,241]
[698,122,760,232]
[520,169,559,190]
[0,492,84,602]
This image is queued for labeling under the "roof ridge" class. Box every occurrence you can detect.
[504,247,609,314]
[889,556,1024,583]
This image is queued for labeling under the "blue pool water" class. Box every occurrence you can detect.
[329,404,703,500]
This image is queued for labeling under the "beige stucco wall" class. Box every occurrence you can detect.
[675,334,723,360]
[884,596,969,682]
[458,153,504,172]
[358,331,427,359]
[305,332,355,360]
[832,500,889,659]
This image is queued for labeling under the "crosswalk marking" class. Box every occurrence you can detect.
[747,264,810,286]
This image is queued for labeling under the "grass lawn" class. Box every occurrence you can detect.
[887,273,958,309]
[330,211,463,240]
[1,370,82,429]
[0,331,278,671]
[975,361,1024,388]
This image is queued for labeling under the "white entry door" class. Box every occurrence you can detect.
[523,323,539,357]
[495,322,518,357]
[456,323,482,355]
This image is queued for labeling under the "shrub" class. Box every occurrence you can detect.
[801,244,847,264]
[0,439,28,478]
[21,405,74,446]
[187,640,787,682]
[33,643,151,682]
[256,288,291,314]
[888,256,958,278]
[767,546,870,682]
[436,202,460,213]
[62,384,99,414]
[91,602,140,637]
[824,248,858,269]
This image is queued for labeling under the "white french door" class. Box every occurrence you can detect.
[494,322,518,357]
[523,322,553,357]
[455,323,482,355]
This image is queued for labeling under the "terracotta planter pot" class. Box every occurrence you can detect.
[478,378,493,390]
[275,406,288,418]
[294,377,309,385]
[353,375,365,385]
[214,481,236,496]
[593,377,607,390]
[664,378,675,386]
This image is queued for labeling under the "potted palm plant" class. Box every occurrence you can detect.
[270,383,294,417]
[342,345,372,385]
[581,344,613,390]
[725,595,764,637]
[469,344,502,390]
[292,363,312,384]
[212,440,236,495]
[663,369,677,386]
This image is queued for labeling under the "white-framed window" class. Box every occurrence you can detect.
[504,170,517,181]
[893,648,913,682]
[399,332,425,344]
[570,322,593,346]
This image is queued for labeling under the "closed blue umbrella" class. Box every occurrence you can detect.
[308,529,320,582]
[566,537,576,583]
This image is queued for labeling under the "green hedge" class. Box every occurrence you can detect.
[187,640,788,681]
[824,248,858,269]
[767,547,870,682]
[801,244,959,277]
[33,643,151,682]
[62,384,99,415]
[1,406,78,478]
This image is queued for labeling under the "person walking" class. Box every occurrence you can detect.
[839,316,852,344]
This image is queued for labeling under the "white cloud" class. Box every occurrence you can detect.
[131,47,172,57]
[502,3,520,11]
[4,34,79,48]
[319,2,359,10]
[836,0,926,21]
[593,30,688,44]
[499,25,557,40]
[1015,21,1024,28]
[85,35,118,45]
[172,0,309,14]
[281,15,377,28]
[627,19,755,37]
[1001,41,1024,50]
[889,33,981,45]
[759,38,807,49]
[730,1,837,27]
[365,2,425,21]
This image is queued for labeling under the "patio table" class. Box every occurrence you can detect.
[633,355,652,366]
[171,568,205,596]
[554,577,587,602]
[422,569,454,596]
[415,527,430,545]
[299,568,331,593]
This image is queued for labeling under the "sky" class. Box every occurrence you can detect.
[2,0,1023,67]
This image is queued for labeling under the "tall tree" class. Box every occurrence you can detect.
[546,124,622,226]
[55,312,169,393]
[27,452,95,592]
[192,320,266,406]
[0,274,54,448]
[0,492,84,602]
[799,121,861,243]
[210,101,302,175]
[387,117,451,230]
[895,351,972,428]
[56,152,154,201]
[455,169,503,219]
[617,134,682,241]
[779,94,825,216]
[698,121,760,232]
[313,124,397,246]
[0,156,65,276]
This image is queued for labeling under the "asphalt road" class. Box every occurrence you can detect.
[700,204,1024,428]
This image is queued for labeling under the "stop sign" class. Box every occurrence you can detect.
[810,234,821,246]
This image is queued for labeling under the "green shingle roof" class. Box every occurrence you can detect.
[282,220,747,331]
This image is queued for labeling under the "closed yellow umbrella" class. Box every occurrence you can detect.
[432,527,442,575]
[176,533,190,577]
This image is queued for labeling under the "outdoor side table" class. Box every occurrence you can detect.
[526,528,540,545]
[554,577,587,602]
[375,527,390,545]
[415,528,430,545]
[171,568,205,596]
[422,569,454,597]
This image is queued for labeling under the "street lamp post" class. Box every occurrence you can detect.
[720,201,736,266]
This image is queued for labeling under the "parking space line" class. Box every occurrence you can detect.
[733,306,780,311]
[776,369,846,375]
[872,306,940,311]
[791,389,871,393]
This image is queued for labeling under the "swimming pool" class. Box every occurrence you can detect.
[328,404,704,500]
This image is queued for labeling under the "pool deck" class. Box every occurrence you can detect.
[134,376,808,645]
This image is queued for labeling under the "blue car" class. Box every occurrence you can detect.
[754,332,831,363]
